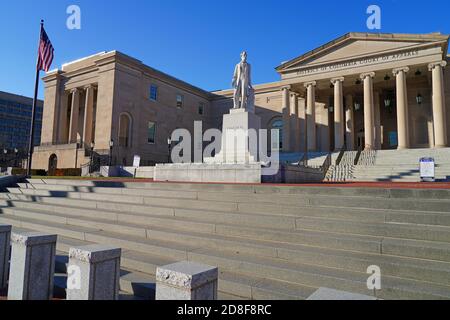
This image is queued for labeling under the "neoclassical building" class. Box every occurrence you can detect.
[33,32,450,170]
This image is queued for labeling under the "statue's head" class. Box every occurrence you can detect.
[240,51,247,62]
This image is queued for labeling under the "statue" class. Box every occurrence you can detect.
[232,51,255,112]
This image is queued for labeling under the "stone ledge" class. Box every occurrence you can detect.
[11,232,57,246]
[156,261,218,290]
[69,244,121,263]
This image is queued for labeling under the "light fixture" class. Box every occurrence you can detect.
[384,74,391,81]
[354,102,361,111]
[14,148,18,154]
[167,137,172,145]
[3,149,7,155]
[329,106,334,113]
[415,70,422,76]
[109,139,114,148]
[416,93,423,105]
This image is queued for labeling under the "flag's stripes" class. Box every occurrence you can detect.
[37,27,54,72]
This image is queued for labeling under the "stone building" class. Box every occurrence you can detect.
[32,32,450,171]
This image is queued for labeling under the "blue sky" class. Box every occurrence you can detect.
[1,0,450,99]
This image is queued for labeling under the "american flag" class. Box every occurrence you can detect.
[37,26,54,72]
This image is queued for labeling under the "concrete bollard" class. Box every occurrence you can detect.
[67,244,121,300]
[8,232,57,300]
[0,224,12,290]
[156,261,218,300]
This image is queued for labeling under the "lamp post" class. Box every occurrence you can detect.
[14,148,18,167]
[167,136,172,163]
[109,139,114,166]
[2,149,7,168]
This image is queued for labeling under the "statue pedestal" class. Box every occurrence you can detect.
[205,108,261,164]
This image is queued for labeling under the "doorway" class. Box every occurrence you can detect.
[48,154,58,176]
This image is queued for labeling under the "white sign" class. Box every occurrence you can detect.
[133,155,141,168]
[420,157,435,181]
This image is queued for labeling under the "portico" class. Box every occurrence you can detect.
[275,33,449,152]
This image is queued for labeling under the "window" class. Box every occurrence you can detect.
[150,85,158,101]
[198,102,204,115]
[147,121,156,144]
[176,94,183,108]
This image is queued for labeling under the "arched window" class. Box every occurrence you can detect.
[269,118,283,151]
[118,113,132,147]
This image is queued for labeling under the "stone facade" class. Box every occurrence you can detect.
[32,32,450,171]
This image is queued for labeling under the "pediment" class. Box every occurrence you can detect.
[277,33,449,73]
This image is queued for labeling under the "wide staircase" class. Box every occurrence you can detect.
[353,148,450,182]
[1,179,450,300]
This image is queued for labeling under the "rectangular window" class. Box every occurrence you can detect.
[147,121,156,144]
[150,85,158,101]
[198,102,204,115]
[176,94,183,108]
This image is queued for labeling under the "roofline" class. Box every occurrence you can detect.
[276,32,450,72]
[0,90,44,104]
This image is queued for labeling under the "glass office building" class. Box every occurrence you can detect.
[0,91,43,152]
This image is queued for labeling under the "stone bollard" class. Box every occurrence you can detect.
[8,232,57,300]
[67,244,121,300]
[156,261,218,300]
[0,224,12,290]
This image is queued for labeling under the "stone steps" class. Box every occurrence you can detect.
[4,214,450,300]
[2,206,450,299]
[2,179,450,299]
[6,185,450,214]
[4,205,450,286]
[22,179,450,199]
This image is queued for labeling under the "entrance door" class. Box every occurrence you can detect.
[48,154,57,176]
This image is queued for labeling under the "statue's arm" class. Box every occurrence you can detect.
[248,64,253,88]
[232,65,238,88]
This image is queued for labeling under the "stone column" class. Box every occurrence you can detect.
[82,86,95,148]
[393,67,410,149]
[345,94,355,150]
[67,245,121,300]
[68,88,80,144]
[374,91,382,150]
[331,77,345,151]
[8,232,57,300]
[281,86,291,152]
[305,81,317,151]
[290,92,300,152]
[156,261,218,300]
[0,224,11,290]
[57,92,70,144]
[429,61,448,148]
[360,72,376,150]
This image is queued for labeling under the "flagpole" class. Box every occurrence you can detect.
[26,19,44,176]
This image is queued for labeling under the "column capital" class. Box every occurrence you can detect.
[330,77,344,85]
[392,67,410,76]
[360,72,375,80]
[280,85,291,91]
[428,61,447,71]
[70,88,80,94]
[83,84,95,90]
[290,92,300,98]
[304,81,317,88]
